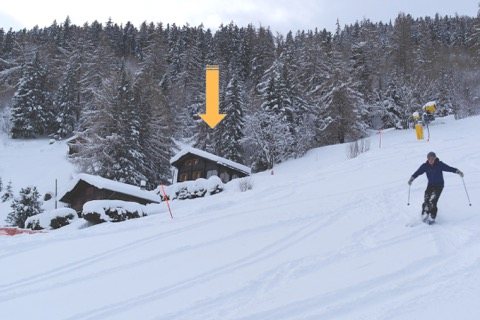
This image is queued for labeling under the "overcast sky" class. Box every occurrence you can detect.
[0,0,477,35]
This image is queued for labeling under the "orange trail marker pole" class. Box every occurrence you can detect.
[161,184,173,219]
[199,65,226,129]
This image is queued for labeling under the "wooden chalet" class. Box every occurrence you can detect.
[170,147,251,183]
[58,173,160,213]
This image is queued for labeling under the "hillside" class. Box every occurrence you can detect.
[1,115,479,320]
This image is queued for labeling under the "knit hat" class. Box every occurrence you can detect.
[427,151,436,158]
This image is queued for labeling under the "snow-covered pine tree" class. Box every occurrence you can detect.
[55,55,80,138]
[72,63,148,186]
[1,28,14,60]
[316,22,368,144]
[389,13,416,77]
[249,26,276,86]
[78,30,117,126]
[133,65,174,187]
[1,180,13,202]
[213,76,246,163]
[6,186,43,228]
[0,176,3,192]
[10,51,54,138]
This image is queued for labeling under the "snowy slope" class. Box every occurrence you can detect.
[1,115,479,320]
[0,136,75,222]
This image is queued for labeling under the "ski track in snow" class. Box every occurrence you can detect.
[1,115,480,320]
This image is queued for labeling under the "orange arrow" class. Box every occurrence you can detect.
[199,65,226,129]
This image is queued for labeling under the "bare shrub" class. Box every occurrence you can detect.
[346,138,371,159]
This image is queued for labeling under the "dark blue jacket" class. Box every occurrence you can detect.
[412,158,458,187]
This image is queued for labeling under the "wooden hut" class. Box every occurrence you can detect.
[58,173,160,213]
[170,147,251,183]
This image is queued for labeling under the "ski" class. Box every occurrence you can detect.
[406,218,436,227]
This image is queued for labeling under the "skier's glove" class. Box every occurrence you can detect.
[408,177,414,185]
[456,170,464,178]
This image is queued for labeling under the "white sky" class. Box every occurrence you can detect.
[0,0,477,35]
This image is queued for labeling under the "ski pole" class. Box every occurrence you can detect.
[407,184,411,205]
[461,177,472,206]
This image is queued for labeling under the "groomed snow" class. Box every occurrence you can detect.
[1,115,479,320]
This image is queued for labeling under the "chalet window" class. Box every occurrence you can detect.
[206,169,218,178]
[192,171,202,180]
[219,171,230,183]
[179,173,188,182]
[185,159,199,166]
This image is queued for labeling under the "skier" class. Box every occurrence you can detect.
[408,151,464,224]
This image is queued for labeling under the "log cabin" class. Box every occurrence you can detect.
[58,173,160,213]
[170,147,251,183]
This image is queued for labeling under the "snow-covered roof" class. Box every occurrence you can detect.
[170,147,251,175]
[58,173,160,203]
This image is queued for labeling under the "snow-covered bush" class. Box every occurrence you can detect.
[159,176,224,201]
[25,208,78,230]
[82,200,147,224]
[238,177,254,192]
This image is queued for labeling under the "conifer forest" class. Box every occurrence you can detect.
[0,10,479,187]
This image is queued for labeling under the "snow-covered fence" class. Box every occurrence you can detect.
[25,208,78,230]
[159,176,224,201]
[82,200,147,224]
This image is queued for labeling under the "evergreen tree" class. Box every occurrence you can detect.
[72,63,148,185]
[213,76,246,163]
[389,13,416,77]
[133,66,174,187]
[1,28,14,59]
[10,51,54,138]
[317,28,368,144]
[55,55,80,138]
[1,180,13,202]
[78,31,117,127]
[6,186,43,228]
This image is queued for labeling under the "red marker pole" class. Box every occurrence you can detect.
[161,184,173,219]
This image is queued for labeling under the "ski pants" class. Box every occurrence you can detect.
[422,185,444,219]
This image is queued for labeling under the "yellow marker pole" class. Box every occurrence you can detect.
[199,65,226,129]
